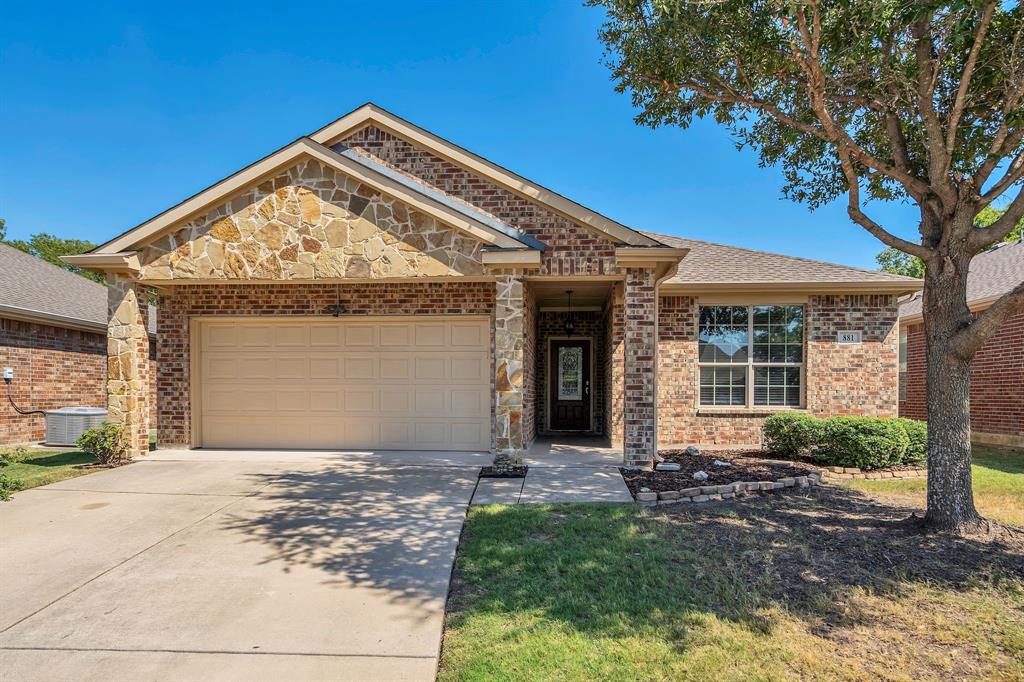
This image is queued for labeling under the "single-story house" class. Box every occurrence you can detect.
[65,103,920,464]
[899,238,1023,448]
[0,244,156,445]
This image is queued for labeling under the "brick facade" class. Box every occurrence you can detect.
[900,309,1024,446]
[657,294,899,447]
[623,268,657,464]
[155,281,495,448]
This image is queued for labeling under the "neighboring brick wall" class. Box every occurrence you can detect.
[156,281,495,447]
[535,310,607,435]
[0,318,105,445]
[342,126,620,277]
[657,294,899,447]
[900,309,1024,444]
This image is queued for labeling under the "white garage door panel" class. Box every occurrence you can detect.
[198,319,490,450]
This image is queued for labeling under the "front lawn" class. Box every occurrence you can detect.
[846,445,1024,526]
[441,488,1024,681]
[2,449,97,492]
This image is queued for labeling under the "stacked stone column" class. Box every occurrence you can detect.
[622,268,657,466]
[107,275,151,458]
[494,274,525,469]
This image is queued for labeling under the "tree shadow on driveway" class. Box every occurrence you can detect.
[220,464,478,616]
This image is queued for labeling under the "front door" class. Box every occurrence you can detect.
[549,339,591,431]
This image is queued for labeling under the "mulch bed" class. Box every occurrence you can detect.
[480,465,529,479]
[621,450,818,495]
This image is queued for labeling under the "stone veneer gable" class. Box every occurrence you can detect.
[139,159,484,281]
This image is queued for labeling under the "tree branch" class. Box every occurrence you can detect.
[969,187,1024,251]
[912,15,957,210]
[980,150,1024,203]
[951,280,1024,359]
[946,1,997,158]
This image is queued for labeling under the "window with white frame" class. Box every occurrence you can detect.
[698,305,805,407]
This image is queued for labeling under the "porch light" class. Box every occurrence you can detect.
[564,290,575,337]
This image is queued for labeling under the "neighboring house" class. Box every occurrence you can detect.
[65,103,920,463]
[899,238,1024,448]
[0,244,157,445]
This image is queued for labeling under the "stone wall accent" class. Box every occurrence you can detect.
[494,275,526,468]
[535,310,607,435]
[606,285,625,445]
[818,465,928,480]
[342,126,621,276]
[107,276,151,457]
[138,159,484,281]
[155,282,495,447]
[657,294,900,447]
[623,268,657,465]
[900,310,1024,446]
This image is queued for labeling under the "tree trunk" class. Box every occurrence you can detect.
[921,240,984,533]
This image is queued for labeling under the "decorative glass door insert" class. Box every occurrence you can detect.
[558,346,583,400]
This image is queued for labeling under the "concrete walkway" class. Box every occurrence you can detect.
[0,450,478,681]
[472,467,633,505]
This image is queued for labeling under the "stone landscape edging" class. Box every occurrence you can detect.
[634,462,929,505]
[635,472,823,506]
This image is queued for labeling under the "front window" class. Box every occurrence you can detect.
[698,305,804,407]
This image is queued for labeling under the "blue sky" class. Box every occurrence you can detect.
[0,1,921,269]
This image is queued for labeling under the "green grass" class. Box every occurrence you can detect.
[846,445,1024,525]
[441,490,1024,681]
[1,449,97,491]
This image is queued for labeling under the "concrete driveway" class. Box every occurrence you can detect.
[0,449,485,681]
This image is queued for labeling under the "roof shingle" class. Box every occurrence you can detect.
[648,232,921,286]
[0,244,107,327]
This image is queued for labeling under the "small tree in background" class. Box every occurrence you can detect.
[592,0,1023,534]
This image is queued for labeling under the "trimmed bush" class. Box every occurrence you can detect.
[763,413,823,455]
[894,418,928,463]
[818,416,910,470]
[76,422,129,465]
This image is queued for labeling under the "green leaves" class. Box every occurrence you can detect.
[1,228,103,283]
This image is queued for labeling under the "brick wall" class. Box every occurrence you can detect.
[0,318,105,445]
[535,310,607,435]
[606,287,624,444]
[657,294,899,447]
[156,281,495,447]
[900,309,1023,444]
[522,282,537,448]
[342,126,620,276]
[623,268,657,464]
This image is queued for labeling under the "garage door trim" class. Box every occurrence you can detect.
[188,315,492,449]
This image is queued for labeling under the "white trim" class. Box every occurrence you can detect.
[0,304,105,334]
[310,104,662,247]
[481,249,542,266]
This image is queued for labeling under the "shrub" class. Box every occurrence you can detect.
[76,422,129,465]
[0,446,29,466]
[762,413,823,455]
[0,473,23,502]
[894,418,928,463]
[818,416,910,470]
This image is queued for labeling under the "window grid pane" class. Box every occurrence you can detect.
[699,366,746,406]
[699,305,749,363]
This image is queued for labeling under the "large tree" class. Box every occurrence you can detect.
[592,0,1024,533]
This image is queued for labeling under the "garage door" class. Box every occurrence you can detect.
[197,318,491,450]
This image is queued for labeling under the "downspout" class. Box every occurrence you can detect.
[652,262,680,467]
